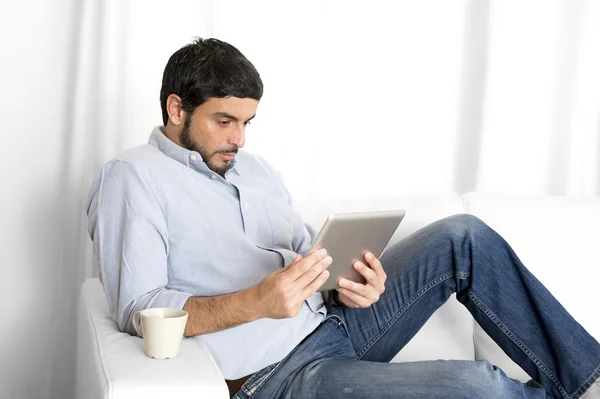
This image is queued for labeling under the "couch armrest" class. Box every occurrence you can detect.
[77,278,229,399]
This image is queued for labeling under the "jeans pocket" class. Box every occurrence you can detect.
[241,361,280,397]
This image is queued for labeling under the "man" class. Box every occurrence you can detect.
[86,38,600,399]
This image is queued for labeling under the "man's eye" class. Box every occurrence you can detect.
[244,121,252,126]
[218,120,230,126]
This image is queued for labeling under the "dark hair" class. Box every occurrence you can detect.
[160,38,263,125]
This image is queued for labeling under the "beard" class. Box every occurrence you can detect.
[179,116,238,177]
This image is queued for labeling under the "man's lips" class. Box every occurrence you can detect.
[218,152,236,160]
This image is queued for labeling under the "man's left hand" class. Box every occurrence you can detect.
[336,251,386,308]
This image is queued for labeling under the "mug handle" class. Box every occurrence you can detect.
[133,311,144,338]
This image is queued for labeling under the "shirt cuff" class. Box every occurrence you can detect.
[149,289,192,310]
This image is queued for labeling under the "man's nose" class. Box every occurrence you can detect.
[228,126,245,149]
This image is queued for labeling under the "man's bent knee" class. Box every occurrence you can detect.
[439,213,490,241]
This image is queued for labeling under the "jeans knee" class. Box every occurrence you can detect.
[442,213,489,241]
[461,361,534,398]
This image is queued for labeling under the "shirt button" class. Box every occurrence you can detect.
[190,154,197,161]
[211,175,218,180]
[244,203,249,210]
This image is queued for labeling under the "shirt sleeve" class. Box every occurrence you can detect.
[292,208,317,257]
[268,167,315,257]
[86,160,191,335]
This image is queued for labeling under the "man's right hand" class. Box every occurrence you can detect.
[251,249,332,319]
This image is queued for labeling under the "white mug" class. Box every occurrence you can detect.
[133,308,188,360]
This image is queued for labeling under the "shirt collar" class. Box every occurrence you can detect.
[148,126,241,176]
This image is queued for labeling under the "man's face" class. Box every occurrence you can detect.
[179,97,258,176]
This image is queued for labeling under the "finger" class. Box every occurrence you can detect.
[353,260,385,294]
[305,246,323,256]
[296,255,332,288]
[338,278,380,302]
[286,248,327,281]
[274,254,303,275]
[364,253,387,289]
[337,288,373,308]
[363,251,386,279]
[353,260,384,291]
[337,291,360,308]
[301,269,330,298]
[287,248,328,280]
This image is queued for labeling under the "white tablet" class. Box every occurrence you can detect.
[308,209,406,292]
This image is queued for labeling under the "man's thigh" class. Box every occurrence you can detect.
[282,358,546,399]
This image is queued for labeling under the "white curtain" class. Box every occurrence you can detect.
[1,1,599,398]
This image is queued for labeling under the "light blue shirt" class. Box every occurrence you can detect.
[86,126,326,379]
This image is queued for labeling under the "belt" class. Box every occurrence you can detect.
[226,374,252,398]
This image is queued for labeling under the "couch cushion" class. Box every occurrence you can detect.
[463,192,600,381]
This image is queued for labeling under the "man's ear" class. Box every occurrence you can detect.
[166,94,186,126]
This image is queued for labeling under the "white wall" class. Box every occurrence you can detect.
[0,1,79,398]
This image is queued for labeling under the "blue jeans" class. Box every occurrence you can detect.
[232,214,600,398]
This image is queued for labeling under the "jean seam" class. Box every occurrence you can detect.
[468,290,577,399]
[245,317,345,397]
[243,334,305,398]
[326,314,352,340]
[356,271,456,359]
[241,363,277,397]
[568,362,600,399]
[242,362,280,398]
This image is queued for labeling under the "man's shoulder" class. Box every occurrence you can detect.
[89,145,172,197]
[100,144,171,177]
[112,144,165,167]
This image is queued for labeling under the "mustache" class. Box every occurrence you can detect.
[216,147,238,154]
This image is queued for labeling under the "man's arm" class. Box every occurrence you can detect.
[182,288,259,336]
[183,251,332,337]
[87,160,191,335]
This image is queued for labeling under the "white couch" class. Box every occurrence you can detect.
[77,192,600,399]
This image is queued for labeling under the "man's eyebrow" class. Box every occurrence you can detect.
[213,112,256,123]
